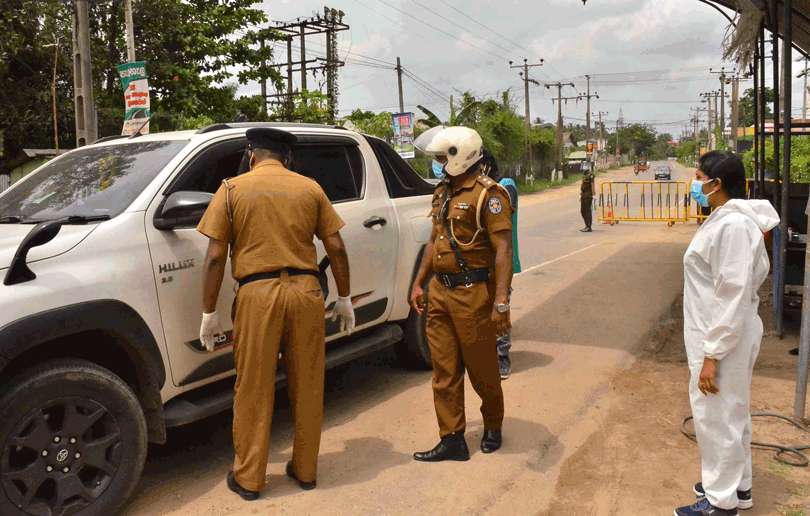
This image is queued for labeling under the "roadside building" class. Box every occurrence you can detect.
[0,149,66,192]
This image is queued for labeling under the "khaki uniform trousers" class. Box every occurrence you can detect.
[426,276,504,436]
[231,272,325,491]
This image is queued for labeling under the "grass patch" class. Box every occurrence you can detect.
[518,173,583,195]
[777,507,806,516]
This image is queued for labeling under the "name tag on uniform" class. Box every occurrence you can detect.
[454,202,471,210]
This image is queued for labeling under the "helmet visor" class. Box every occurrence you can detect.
[414,125,447,154]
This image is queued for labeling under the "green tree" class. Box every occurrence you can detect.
[1,0,275,171]
[738,87,774,127]
[606,123,657,157]
[742,136,810,183]
[343,110,394,140]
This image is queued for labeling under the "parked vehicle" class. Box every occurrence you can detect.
[654,165,673,181]
[0,122,435,515]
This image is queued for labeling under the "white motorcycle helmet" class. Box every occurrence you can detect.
[414,126,483,177]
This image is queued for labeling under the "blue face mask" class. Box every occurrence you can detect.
[690,179,715,208]
[432,160,446,179]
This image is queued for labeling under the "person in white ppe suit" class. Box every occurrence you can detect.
[675,151,779,516]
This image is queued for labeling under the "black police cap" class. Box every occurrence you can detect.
[245,127,298,150]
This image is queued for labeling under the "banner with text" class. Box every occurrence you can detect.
[392,112,415,159]
[117,61,150,135]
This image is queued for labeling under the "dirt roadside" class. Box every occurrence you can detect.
[547,292,810,516]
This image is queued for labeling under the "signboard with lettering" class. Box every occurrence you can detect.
[392,112,415,159]
[117,61,150,135]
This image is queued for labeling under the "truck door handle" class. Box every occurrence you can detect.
[363,216,387,228]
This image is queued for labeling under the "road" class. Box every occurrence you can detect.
[123,162,698,515]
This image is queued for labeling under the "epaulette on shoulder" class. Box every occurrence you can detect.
[476,175,498,189]
[221,178,236,190]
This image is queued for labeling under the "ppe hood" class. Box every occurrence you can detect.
[716,199,780,233]
[0,224,97,271]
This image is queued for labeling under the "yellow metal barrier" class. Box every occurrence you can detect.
[598,181,706,225]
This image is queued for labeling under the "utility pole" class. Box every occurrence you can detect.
[510,58,544,174]
[594,110,608,169]
[124,0,136,62]
[259,36,267,117]
[580,75,599,142]
[797,56,809,119]
[396,57,404,113]
[729,74,745,153]
[72,0,96,146]
[700,92,715,149]
[545,81,577,180]
[710,67,728,134]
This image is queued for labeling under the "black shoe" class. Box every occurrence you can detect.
[694,482,753,510]
[413,433,470,462]
[480,429,502,453]
[580,227,592,233]
[286,461,316,490]
[675,497,737,515]
[227,471,259,501]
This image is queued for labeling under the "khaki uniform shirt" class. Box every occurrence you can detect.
[429,173,513,274]
[197,160,344,280]
[581,174,594,198]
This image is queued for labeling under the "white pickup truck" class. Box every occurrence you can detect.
[0,123,434,515]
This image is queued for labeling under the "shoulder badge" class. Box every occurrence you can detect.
[488,196,503,215]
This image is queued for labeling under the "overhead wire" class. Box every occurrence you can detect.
[409,0,516,56]
[372,0,509,63]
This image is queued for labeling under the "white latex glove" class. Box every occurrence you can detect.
[331,296,356,335]
[199,311,224,352]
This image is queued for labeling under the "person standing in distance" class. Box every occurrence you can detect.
[410,126,513,461]
[580,160,595,232]
[482,151,521,380]
[674,151,778,516]
[197,127,355,501]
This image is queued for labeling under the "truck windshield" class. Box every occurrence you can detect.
[0,140,188,222]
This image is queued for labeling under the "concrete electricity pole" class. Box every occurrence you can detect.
[124,0,136,62]
[797,56,809,119]
[710,67,728,134]
[581,75,599,142]
[72,0,97,146]
[594,110,608,168]
[510,58,544,174]
[730,75,740,152]
[545,81,577,180]
[396,57,404,113]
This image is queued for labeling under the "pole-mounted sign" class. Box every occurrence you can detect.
[116,61,150,135]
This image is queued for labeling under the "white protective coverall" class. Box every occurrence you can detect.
[683,199,779,510]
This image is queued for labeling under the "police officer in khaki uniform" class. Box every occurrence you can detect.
[410,126,513,461]
[197,127,355,500]
[580,162,595,232]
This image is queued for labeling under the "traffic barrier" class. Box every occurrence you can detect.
[598,181,705,225]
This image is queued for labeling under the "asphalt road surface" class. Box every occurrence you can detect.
[123,162,698,516]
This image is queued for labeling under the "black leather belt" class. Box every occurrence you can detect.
[436,268,490,289]
[239,269,318,288]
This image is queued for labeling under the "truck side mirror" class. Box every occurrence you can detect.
[154,191,213,230]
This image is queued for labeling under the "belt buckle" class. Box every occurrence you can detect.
[463,272,473,288]
[441,274,452,288]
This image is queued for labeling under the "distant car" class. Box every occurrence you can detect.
[654,165,672,181]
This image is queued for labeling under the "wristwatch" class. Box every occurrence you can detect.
[495,303,510,314]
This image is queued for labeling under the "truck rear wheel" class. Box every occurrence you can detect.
[0,359,147,516]
[397,281,432,369]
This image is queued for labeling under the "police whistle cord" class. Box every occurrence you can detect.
[681,413,810,467]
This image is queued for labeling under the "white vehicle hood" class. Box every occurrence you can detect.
[0,224,97,271]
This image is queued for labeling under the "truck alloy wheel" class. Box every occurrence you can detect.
[0,360,147,516]
[1,398,122,516]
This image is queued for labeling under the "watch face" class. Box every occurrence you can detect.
[496,304,509,313]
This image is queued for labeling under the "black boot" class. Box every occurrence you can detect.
[227,471,259,501]
[286,461,317,490]
[480,429,502,453]
[413,432,470,462]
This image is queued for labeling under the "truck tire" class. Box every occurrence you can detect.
[0,359,147,516]
[396,282,432,369]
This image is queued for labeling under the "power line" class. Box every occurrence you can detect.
[372,0,509,62]
[410,0,515,56]
[435,0,532,55]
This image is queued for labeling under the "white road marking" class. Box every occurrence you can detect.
[517,243,602,276]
